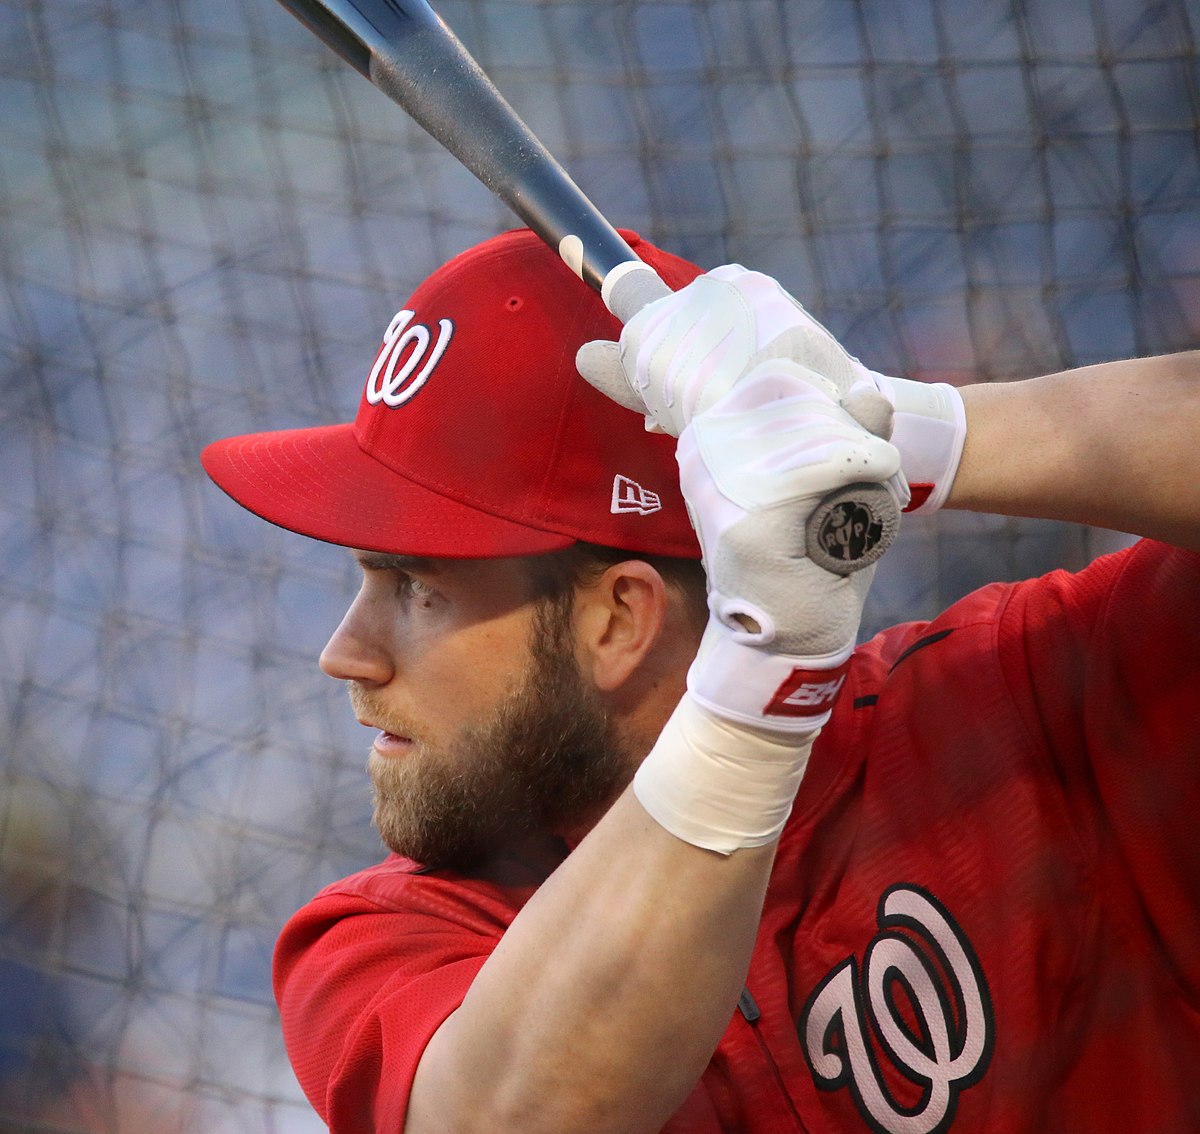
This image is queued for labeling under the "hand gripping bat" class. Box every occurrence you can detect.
[273,0,899,574]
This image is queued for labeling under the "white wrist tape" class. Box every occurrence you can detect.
[633,694,819,855]
[867,372,966,514]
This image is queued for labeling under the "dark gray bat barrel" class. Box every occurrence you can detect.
[277,0,640,293]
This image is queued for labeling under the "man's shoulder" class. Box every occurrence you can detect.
[273,854,534,999]
[856,538,1193,676]
[294,852,542,929]
[310,853,432,908]
[854,575,1012,680]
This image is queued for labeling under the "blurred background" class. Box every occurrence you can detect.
[1,0,1197,1129]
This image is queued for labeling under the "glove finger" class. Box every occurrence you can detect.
[703,357,841,417]
[886,468,912,512]
[575,339,647,415]
[840,386,894,440]
[624,276,755,429]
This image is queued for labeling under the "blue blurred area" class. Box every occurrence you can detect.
[0,956,68,1092]
[0,0,1195,1128]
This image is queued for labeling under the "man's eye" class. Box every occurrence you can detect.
[404,576,437,602]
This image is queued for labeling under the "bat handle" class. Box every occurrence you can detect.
[804,481,899,576]
[598,258,900,576]
[600,259,673,324]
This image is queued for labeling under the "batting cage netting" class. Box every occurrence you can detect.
[2,0,1197,1129]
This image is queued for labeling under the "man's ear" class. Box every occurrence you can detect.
[573,560,670,694]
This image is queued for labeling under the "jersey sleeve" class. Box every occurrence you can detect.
[996,539,1200,996]
[273,862,526,1133]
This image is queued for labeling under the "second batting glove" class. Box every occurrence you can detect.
[577,264,966,514]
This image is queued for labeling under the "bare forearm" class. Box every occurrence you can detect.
[407,787,776,1134]
[948,351,1200,550]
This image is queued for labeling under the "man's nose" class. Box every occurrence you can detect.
[319,595,393,686]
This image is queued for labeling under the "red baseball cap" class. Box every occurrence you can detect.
[201,228,704,558]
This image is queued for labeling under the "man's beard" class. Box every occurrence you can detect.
[358,598,629,871]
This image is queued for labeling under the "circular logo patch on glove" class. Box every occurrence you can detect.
[807,483,900,576]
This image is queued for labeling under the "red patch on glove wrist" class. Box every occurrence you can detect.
[903,483,935,512]
[763,659,852,718]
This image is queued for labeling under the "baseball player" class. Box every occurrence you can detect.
[202,227,1200,1133]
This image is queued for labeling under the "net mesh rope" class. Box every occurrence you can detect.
[1,0,1197,1128]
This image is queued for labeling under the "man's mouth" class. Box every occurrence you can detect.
[371,729,414,756]
[353,702,418,753]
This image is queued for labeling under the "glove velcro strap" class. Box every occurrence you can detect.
[634,694,818,854]
[688,632,853,736]
[877,375,967,515]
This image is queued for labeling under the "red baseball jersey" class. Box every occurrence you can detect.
[274,539,1200,1132]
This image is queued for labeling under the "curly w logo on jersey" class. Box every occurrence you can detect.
[800,885,994,1133]
[365,309,455,408]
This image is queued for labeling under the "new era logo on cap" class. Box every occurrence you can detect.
[611,474,662,516]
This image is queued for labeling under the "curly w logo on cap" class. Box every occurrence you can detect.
[365,311,455,409]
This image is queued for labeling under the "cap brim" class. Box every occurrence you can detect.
[201,424,576,558]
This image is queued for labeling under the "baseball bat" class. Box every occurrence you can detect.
[272,0,898,574]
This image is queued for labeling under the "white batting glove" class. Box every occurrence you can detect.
[633,362,904,854]
[577,265,966,514]
[680,361,902,729]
